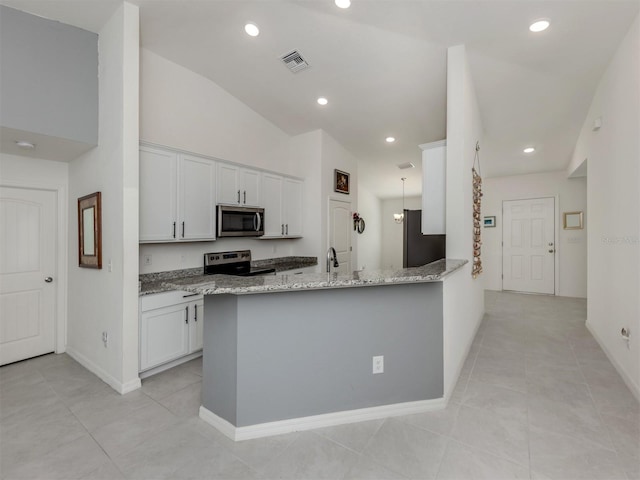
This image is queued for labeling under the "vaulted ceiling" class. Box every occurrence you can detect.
[3,0,638,197]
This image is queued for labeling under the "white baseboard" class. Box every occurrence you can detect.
[200,397,446,442]
[139,351,202,379]
[586,321,640,403]
[66,347,141,395]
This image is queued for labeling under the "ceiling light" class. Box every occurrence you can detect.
[385,137,396,143]
[244,23,259,37]
[15,140,35,150]
[317,97,328,106]
[523,147,536,153]
[529,20,550,32]
[335,0,351,8]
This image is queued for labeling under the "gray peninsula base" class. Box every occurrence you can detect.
[202,282,444,433]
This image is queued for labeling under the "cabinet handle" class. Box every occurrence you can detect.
[286,224,288,235]
[173,222,176,239]
[281,224,284,235]
[185,306,189,324]
[243,190,246,204]
[182,222,185,238]
[194,304,198,322]
[237,190,241,204]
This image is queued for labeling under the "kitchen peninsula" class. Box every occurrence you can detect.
[165,259,466,441]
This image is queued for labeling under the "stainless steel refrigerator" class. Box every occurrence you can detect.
[403,209,446,268]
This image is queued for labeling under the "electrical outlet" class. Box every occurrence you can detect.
[102,331,108,348]
[144,254,152,266]
[180,255,186,265]
[372,355,384,374]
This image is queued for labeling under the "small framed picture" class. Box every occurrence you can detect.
[563,211,583,230]
[334,169,350,194]
[483,216,496,228]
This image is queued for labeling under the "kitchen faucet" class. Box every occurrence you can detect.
[326,247,339,273]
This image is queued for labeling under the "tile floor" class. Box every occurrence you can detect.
[1,291,638,479]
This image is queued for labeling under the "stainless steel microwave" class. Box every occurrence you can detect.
[217,205,264,237]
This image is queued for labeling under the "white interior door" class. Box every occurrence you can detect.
[0,187,57,365]
[503,197,555,294]
[329,199,351,273]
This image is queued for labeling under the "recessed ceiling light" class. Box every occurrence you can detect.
[244,23,259,37]
[15,140,35,150]
[317,97,328,106]
[335,0,351,8]
[529,19,550,32]
[523,147,536,153]
[386,137,396,143]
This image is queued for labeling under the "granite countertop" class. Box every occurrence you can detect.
[139,256,318,296]
[163,259,467,296]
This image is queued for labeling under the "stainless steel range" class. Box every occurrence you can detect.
[203,250,276,276]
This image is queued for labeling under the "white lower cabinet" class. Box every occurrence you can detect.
[139,291,204,372]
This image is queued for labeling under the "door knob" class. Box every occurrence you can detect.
[548,250,554,253]
[45,277,53,283]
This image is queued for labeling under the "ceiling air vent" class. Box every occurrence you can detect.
[280,50,310,73]
[397,162,415,170]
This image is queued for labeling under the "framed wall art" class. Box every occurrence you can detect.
[334,169,350,194]
[483,215,496,228]
[563,211,583,230]
[78,192,102,268]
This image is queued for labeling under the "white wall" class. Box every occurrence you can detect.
[356,185,382,270]
[66,2,140,394]
[483,172,587,298]
[570,16,639,398]
[138,49,304,273]
[140,49,291,174]
[380,196,421,269]
[443,44,485,399]
[0,153,69,356]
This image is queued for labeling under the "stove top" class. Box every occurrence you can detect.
[203,250,275,276]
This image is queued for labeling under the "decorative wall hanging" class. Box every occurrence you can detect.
[472,142,483,279]
[78,192,102,269]
[334,169,350,194]
[563,211,583,230]
[353,212,366,234]
[483,216,496,228]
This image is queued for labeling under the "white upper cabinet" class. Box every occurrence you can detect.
[283,178,303,237]
[420,140,446,235]
[216,163,261,207]
[140,146,178,242]
[261,174,303,238]
[262,173,283,237]
[179,154,216,240]
[139,145,216,243]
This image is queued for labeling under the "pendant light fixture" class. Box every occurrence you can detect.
[393,177,406,224]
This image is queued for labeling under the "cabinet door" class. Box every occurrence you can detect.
[140,303,189,371]
[283,178,303,237]
[261,173,283,237]
[189,299,204,353]
[139,146,178,242]
[217,163,240,205]
[240,168,261,206]
[179,155,216,241]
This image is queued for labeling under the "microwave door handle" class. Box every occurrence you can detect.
[256,212,262,232]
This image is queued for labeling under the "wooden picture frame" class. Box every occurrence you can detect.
[78,192,102,268]
[334,169,350,194]
[563,211,583,230]
[483,215,496,228]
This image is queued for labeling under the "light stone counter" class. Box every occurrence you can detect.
[164,258,467,295]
